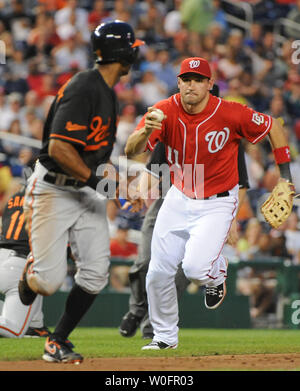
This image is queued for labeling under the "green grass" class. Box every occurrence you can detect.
[1,328,300,362]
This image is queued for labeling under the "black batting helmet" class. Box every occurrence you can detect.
[91,20,144,66]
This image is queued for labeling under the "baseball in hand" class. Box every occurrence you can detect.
[149,108,164,122]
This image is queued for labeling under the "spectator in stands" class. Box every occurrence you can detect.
[0,92,22,132]
[163,0,182,39]
[0,87,6,118]
[26,12,62,59]
[284,70,300,119]
[3,0,34,50]
[227,29,253,74]
[51,33,89,73]
[135,70,168,110]
[87,0,109,33]
[244,22,264,54]
[145,49,178,94]
[54,0,90,43]
[6,49,28,80]
[20,90,43,120]
[20,106,38,137]
[284,211,300,264]
[223,77,250,105]
[285,0,300,39]
[180,0,214,35]
[237,218,268,260]
[137,2,166,45]
[218,43,244,80]
[112,105,138,159]
[244,143,265,214]
[1,119,22,157]
[110,220,138,292]
[37,0,68,13]
[114,73,142,114]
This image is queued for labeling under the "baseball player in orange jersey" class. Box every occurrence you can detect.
[18,21,144,362]
[0,181,50,338]
[125,57,295,350]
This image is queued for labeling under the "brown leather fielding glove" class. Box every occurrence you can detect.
[261,180,295,229]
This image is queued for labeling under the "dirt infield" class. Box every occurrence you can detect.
[1,353,300,371]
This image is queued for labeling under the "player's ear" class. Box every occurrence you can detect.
[208,78,215,91]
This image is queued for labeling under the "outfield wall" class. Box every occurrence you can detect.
[41,259,300,329]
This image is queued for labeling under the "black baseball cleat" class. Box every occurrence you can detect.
[141,341,178,350]
[204,281,227,309]
[18,257,37,306]
[24,326,51,338]
[42,336,83,364]
[119,312,142,337]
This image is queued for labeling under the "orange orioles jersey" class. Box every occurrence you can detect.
[39,68,118,173]
[0,188,29,257]
[135,93,272,198]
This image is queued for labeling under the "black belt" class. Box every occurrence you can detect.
[204,191,229,200]
[43,173,85,188]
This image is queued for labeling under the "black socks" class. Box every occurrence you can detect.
[53,284,97,341]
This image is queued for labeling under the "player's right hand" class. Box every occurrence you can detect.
[144,107,164,133]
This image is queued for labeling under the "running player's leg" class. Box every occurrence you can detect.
[0,253,43,337]
[24,175,79,296]
[182,196,238,287]
[146,187,187,346]
[52,192,110,342]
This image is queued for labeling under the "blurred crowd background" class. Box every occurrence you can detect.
[1,0,300,322]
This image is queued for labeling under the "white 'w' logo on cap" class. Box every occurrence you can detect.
[189,60,200,68]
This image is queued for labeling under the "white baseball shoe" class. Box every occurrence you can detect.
[142,341,178,350]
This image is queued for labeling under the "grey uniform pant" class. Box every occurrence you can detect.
[127,198,190,336]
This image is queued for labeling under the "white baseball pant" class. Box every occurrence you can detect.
[146,184,239,345]
[0,249,44,338]
[24,161,110,296]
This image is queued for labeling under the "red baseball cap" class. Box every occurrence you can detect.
[177,57,212,79]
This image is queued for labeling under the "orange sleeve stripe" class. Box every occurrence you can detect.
[50,134,87,146]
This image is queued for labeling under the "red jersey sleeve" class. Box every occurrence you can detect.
[236,103,272,144]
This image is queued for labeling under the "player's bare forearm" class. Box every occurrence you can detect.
[125,127,152,158]
[125,108,164,158]
[268,118,289,149]
[48,139,91,182]
[268,118,293,182]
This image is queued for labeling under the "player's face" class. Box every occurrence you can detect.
[178,74,212,106]
[120,62,132,76]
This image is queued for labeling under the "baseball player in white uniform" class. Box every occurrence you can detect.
[125,57,294,350]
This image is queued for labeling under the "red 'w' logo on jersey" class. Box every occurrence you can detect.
[205,127,230,153]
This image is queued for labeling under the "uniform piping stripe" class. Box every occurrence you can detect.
[206,196,238,279]
[50,134,87,146]
[178,118,186,191]
[178,118,186,165]
[0,304,32,336]
[147,138,155,151]
[27,178,37,260]
[193,98,222,198]
[173,95,179,106]
[252,115,272,144]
